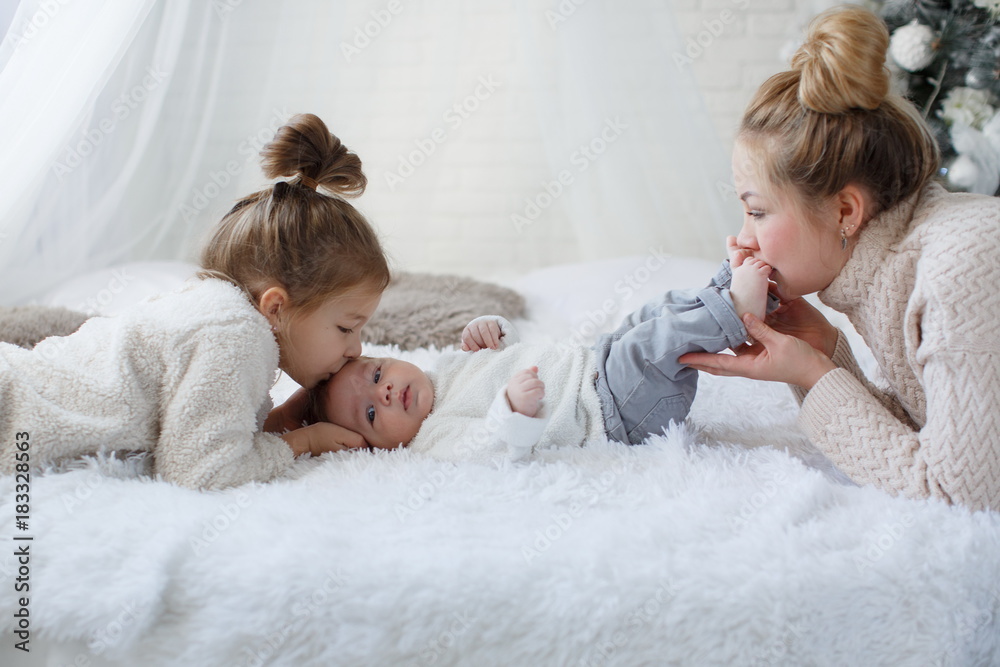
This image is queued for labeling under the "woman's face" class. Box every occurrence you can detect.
[731,140,847,302]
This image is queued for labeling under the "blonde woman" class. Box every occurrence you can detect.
[682,6,1000,512]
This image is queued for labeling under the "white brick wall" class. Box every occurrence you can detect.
[170,1,806,279]
[673,0,798,152]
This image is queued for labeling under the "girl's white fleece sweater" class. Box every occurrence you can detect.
[0,278,295,489]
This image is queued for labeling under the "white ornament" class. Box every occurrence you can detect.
[939,87,996,131]
[983,110,1000,154]
[948,122,1000,194]
[947,154,981,191]
[973,0,1000,19]
[889,20,936,72]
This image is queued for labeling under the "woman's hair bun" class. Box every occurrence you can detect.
[790,5,890,114]
[260,113,367,197]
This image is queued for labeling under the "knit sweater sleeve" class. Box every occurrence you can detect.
[790,330,913,426]
[798,347,1000,511]
[153,325,295,490]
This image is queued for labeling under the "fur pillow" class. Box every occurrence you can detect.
[0,274,525,352]
[361,272,525,350]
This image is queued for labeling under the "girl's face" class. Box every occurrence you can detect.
[731,140,847,302]
[278,288,381,389]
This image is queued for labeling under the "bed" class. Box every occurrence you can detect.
[1,255,998,666]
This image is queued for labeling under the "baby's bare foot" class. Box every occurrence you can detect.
[730,257,771,321]
[726,236,753,269]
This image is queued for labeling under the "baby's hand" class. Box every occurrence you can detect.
[506,366,545,418]
[462,318,504,351]
[727,235,754,269]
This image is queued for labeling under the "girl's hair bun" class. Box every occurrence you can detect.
[260,113,367,197]
[790,5,890,114]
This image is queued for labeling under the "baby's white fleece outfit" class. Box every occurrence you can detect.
[407,317,607,464]
[0,278,295,489]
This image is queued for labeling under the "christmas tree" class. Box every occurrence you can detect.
[876,0,1000,195]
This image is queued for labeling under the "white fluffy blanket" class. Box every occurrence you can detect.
[1,258,999,666]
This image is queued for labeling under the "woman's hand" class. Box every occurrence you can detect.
[281,422,367,457]
[765,297,839,359]
[679,314,837,390]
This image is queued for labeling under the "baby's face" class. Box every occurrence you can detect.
[323,357,434,449]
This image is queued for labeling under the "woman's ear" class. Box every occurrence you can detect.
[257,286,290,328]
[837,183,869,239]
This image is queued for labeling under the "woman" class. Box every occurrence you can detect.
[681,5,1000,512]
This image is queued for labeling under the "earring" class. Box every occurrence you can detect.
[841,225,855,251]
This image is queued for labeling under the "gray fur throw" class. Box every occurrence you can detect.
[0,306,91,349]
[361,272,525,350]
[0,273,524,352]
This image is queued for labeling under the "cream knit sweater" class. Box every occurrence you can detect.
[0,278,295,489]
[798,182,1000,512]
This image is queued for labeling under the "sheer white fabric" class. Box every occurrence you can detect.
[513,1,732,264]
[1,0,734,305]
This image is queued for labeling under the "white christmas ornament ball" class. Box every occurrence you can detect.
[983,110,1000,153]
[889,20,936,72]
[947,154,981,190]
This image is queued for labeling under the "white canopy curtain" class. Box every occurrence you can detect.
[0,0,734,306]
[513,1,733,264]
[0,0,159,304]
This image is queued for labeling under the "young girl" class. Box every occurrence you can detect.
[0,113,389,490]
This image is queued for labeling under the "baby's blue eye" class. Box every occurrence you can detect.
[339,326,354,334]
[373,367,381,383]
[366,406,375,424]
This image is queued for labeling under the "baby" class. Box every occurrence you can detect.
[308,248,777,461]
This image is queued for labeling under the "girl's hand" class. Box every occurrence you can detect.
[281,422,367,457]
[506,366,545,417]
[264,387,312,433]
[462,318,504,351]
[766,297,839,359]
[679,314,837,390]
